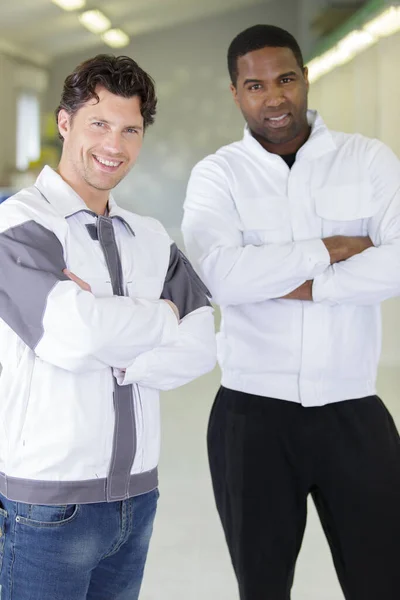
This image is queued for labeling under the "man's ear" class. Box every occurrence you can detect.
[230,83,240,109]
[57,109,71,141]
[303,66,310,92]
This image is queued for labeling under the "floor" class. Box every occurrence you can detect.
[140,364,400,600]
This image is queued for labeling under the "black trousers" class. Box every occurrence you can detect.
[207,387,400,600]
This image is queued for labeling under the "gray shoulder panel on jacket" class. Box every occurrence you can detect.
[161,243,211,319]
[0,220,69,349]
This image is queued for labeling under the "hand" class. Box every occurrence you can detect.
[63,269,92,292]
[281,280,313,301]
[163,299,180,321]
[323,236,374,264]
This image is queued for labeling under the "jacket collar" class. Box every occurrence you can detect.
[242,110,337,163]
[34,166,133,232]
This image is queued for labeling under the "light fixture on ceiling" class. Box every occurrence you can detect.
[364,5,400,37]
[102,29,130,48]
[79,10,111,34]
[308,47,348,82]
[308,4,400,83]
[52,0,86,10]
[308,30,379,83]
[338,30,376,57]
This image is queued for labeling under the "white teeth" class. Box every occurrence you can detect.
[269,114,288,121]
[95,156,120,167]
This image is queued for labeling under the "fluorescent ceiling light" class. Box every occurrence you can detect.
[308,4,400,84]
[102,29,130,48]
[308,46,351,83]
[364,6,400,38]
[337,30,377,58]
[52,0,86,10]
[79,10,111,34]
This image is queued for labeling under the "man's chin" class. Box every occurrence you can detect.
[262,127,298,146]
[85,175,123,192]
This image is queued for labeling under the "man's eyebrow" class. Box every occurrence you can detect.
[242,71,298,86]
[243,78,262,86]
[278,71,297,78]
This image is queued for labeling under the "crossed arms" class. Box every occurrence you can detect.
[0,206,216,388]
[282,236,373,301]
[182,144,400,308]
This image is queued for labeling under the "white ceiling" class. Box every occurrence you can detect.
[0,0,265,65]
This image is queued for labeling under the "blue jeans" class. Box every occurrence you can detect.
[0,488,158,599]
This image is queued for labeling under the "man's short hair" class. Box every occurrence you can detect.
[228,24,304,87]
[55,54,157,139]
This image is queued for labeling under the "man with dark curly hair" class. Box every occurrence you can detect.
[0,54,216,599]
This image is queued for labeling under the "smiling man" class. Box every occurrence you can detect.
[182,25,400,600]
[0,55,216,599]
[55,74,144,215]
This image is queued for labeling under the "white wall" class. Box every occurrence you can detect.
[46,0,300,243]
[0,54,48,185]
[298,0,326,58]
[309,33,400,366]
[0,54,17,185]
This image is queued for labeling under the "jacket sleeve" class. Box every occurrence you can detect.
[114,243,216,390]
[181,159,330,306]
[313,142,400,306]
[0,211,179,373]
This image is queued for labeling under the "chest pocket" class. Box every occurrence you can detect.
[240,198,291,245]
[67,257,114,298]
[315,183,377,238]
[126,277,163,300]
[66,264,114,298]
[66,229,114,298]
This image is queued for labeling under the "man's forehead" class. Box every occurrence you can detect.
[85,86,114,105]
[81,89,141,111]
[237,46,300,77]
[76,91,143,128]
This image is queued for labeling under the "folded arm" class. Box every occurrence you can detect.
[287,143,400,305]
[0,214,179,372]
[114,243,217,390]
[182,160,331,306]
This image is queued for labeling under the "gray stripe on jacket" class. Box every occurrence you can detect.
[161,243,211,318]
[0,220,68,349]
[96,216,137,502]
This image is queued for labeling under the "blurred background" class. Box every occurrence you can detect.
[0,1,399,598]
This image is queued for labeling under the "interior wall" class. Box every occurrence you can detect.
[0,54,48,186]
[0,54,17,185]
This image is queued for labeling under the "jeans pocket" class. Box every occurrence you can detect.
[16,504,80,528]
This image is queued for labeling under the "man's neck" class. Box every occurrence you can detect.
[83,194,109,216]
[56,167,109,216]
[252,125,312,157]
